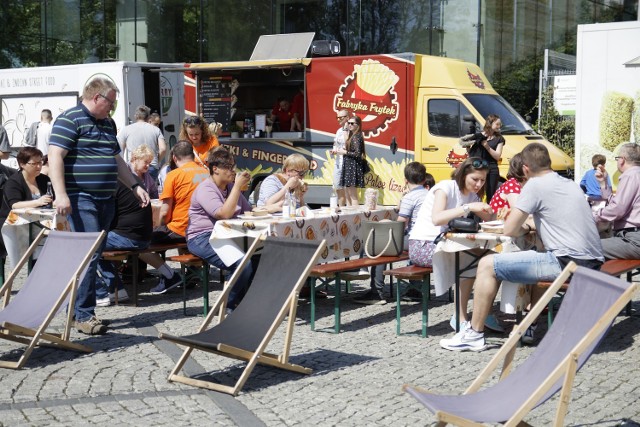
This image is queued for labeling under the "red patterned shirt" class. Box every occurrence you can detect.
[489,178,522,213]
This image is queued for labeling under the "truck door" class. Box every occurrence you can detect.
[156,70,183,152]
[417,96,474,181]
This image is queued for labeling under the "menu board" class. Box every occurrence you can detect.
[200,76,235,132]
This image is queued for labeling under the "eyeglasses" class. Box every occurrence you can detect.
[27,161,44,166]
[98,94,116,109]
[347,122,357,126]
[336,115,348,120]
[288,169,306,177]
[471,159,489,169]
[614,156,625,161]
[185,116,202,126]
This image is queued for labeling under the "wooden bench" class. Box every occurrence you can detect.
[308,253,409,333]
[537,259,640,324]
[101,242,188,306]
[383,265,433,338]
[165,253,215,316]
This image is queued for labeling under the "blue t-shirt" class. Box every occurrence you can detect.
[49,104,120,198]
[580,168,611,200]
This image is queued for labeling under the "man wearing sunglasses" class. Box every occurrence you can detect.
[441,143,603,351]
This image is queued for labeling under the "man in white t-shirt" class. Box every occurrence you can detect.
[117,105,166,181]
[36,109,53,155]
[440,143,604,352]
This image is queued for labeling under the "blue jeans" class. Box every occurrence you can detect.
[96,232,150,299]
[493,250,562,284]
[187,231,254,309]
[68,194,115,322]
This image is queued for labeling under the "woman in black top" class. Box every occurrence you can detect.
[0,147,52,223]
[464,114,505,202]
[337,116,366,206]
[0,147,52,265]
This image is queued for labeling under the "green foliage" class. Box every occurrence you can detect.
[492,55,544,118]
[599,91,633,152]
[535,87,575,158]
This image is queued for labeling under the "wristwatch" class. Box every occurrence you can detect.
[462,204,470,215]
[131,182,141,190]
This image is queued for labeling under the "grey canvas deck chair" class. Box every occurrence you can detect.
[404,262,638,426]
[0,230,105,369]
[160,236,326,396]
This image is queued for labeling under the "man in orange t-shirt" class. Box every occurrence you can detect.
[152,140,209,243]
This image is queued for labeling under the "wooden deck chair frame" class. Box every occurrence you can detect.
[403,262,638,426]
[160,236,327,396]
[0,229,106,369]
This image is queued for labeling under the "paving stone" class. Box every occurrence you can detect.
[1,266,639,425]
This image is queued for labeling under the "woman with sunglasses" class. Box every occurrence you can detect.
[257,153,309,211]
[179,115,219,167]
[335,116,366,206]
[408,157,494,331]
[461,114,505,202]
[186,147,254,311]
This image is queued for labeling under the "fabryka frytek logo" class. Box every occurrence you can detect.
[467,69,485,89]
[334,59,399,138]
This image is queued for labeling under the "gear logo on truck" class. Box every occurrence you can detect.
[334,59,400,138]
[160,76,173,115]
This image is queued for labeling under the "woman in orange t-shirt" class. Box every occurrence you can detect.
[179,115,219,167]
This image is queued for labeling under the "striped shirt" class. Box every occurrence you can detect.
[49,104,120,198]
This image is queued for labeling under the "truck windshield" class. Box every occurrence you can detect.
[464,94,535,135]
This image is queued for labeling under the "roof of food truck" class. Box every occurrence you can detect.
[155,58,312,73]
[415,55,497,93]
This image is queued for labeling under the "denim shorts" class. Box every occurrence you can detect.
[493,250,562,284]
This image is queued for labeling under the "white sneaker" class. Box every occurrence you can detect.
[109,288,129,303]
[96,296,111,307]
[440,328,487,352]
[449,314,470,331]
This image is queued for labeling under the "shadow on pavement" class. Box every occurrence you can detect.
[188,348,379,393]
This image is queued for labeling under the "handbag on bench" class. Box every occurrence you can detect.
[363,220,404,259]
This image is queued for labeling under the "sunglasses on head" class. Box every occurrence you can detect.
[185,116,202,125]
[471,159,489,169]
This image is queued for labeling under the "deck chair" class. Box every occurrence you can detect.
[160,236,326,396]
[404,262,638,426]
[0,230,105,369]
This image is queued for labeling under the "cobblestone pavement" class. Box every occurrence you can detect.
[1,258,639,426]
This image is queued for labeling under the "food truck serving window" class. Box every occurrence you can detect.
[197,65,306,139]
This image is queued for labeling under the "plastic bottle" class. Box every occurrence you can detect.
[282,191,291,218]
[329,188,338,211]
[288,191,297,218]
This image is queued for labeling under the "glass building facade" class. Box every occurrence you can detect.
[0,0,638,115]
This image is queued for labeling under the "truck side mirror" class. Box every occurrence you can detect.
[390,136,397,155]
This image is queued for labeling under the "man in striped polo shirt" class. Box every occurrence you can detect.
[49,77,150,335]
